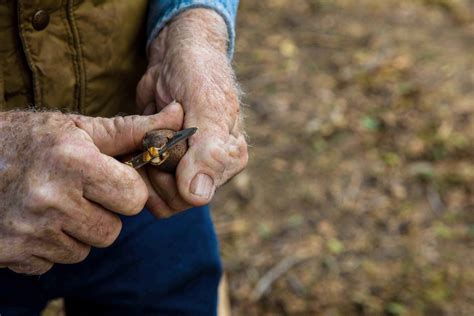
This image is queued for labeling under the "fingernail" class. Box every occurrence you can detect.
[163,100,180,112]
[166,100,177,107]
[190,173,214,199]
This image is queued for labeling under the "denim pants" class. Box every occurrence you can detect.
[0,206,222,316]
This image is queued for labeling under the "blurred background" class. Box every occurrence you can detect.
[212,0,474,315]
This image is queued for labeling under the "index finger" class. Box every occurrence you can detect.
[81,151,148,215]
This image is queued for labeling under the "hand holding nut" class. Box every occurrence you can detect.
[142,129,188,173]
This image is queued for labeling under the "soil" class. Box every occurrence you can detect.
[212,0,474,315]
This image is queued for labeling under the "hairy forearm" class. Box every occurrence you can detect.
[149,9,229,65]
[145,8,241,131]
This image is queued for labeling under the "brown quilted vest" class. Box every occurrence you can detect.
[0,0,148,117]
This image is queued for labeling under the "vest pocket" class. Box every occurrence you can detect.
[0,48,35,110]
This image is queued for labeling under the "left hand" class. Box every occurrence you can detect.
[136,9,248,217]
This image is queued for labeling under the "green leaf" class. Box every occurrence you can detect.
[257,223,272,239]
[312,139,327,153]
[386,302,407,315]
[434,222,453,240]
[327,238,344,255]
[361,115,380,131]
[382,152,401,167]
[287,214,304,228]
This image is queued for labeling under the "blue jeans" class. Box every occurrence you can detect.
[0,206,222,316]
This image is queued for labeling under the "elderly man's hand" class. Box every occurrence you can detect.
[136,9,248,217]
[0,104,183,274]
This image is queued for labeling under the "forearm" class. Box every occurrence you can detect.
[150,9,229,66]
[150,9,240,133]
[147,0,239,58]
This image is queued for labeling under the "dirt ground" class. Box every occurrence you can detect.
[212,0,473,315]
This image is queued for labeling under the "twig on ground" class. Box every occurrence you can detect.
[250,255,312,301]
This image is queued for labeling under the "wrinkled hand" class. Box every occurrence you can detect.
[0,104,182,274]
[136,9,248,217]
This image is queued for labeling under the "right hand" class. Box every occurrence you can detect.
[0,103,183,275]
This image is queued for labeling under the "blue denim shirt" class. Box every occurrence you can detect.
[147,0,239,58]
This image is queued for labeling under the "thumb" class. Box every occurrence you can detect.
[71,102,184,156]
[175,123,248,206]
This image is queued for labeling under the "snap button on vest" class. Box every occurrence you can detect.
[32,10,50,31]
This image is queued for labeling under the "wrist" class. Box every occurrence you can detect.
[149,8,229,64]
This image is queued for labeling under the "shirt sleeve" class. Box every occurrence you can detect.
[147,0,239,59]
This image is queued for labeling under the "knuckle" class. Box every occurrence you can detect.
[24,186,58,211]
[112,115,127,133]
[134,188,149,213]
[68,245,91,264]
[167,194,188,213]
[121,183,148,215]
[205,144,227,173]
[136,72,153,100]
[128,201,145,215]
[51,238,90,264]
[146,196,173,219]
[229,136,249,172]
[51,142,75,160]
[94,215,122,248]
[9,260,53,275]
